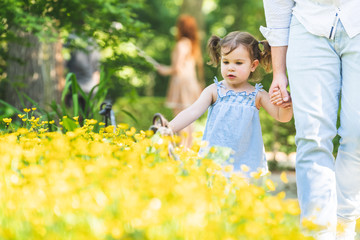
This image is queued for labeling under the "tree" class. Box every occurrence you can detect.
[0,0,147,110]
[180,0,204,34]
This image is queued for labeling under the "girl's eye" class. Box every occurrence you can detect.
[222,61,229,64]
[236,62,243,65]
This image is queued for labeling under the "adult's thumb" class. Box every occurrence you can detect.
[281,87,289,102]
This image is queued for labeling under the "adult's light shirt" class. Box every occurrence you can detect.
[260,0,360,46]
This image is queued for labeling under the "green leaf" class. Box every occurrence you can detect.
[0,100,22,115]
[62,117,78,132]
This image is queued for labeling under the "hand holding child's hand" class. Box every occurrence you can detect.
[270,87,292,109]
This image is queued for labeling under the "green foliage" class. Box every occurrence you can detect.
[51,69,114,123]
[0,0,150,104]
[113,96,173,131]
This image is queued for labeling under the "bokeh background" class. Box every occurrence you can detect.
[0,0,340,158]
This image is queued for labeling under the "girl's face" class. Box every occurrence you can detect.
[220,45,259,88]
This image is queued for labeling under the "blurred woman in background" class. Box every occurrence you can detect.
[156,14,204,148]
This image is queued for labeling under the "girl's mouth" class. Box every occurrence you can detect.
[227,74,236,78]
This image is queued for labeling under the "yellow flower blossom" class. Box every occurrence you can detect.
[23,108,31,112]
[280,171,289,184]
[18,114,26,118]
[117,123,129,130]
[125,127,136,137]
[105,125,115,133]
[86,119,97,125]
[265,179,276,191]
[209,146,216,153]
[223,165,234,172]
[241,164,250,172]
[2,118,12,124]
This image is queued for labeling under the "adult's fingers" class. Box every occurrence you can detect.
[280,85,289,102]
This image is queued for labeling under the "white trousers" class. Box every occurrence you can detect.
[287,16,360,240]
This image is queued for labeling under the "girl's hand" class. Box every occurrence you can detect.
[270,87,283,105]
[270,87,292,109]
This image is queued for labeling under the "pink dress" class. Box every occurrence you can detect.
[165,38,202,110]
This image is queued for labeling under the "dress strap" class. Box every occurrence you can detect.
[213,76,226,97]
[213,76,223,87]
[254,83,264,94]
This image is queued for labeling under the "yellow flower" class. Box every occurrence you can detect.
[125,127,136,136]
[73,116,79,121]
[145,130,154,137]
[49,120,55,124]
[99,122,105,126]
[192,131,203,138]
[23,108,31,112]
[250,171,262,179]
[86,119,97,125]
[31,107,37,111]
[117,123,129,130]
[223,165,234,172]
[18,114,26,118]
[105,125,115,133]
[3,118,12,123]
[265,179,276,191]
[302,217,323,231]
[280,171,289,184]
[241,164,250,172]
[3,118,12,125]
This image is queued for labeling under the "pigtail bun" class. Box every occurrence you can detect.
[258,40,272,73]
[207,35,222,67]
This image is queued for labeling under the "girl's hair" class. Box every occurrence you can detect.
[207,31,272,82]
[176,15,204,84]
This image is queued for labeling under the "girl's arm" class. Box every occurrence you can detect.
[169,84,216,132]
[256,90,293,123]
[157,39,189,76]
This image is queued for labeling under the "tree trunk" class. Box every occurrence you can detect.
[6,31,63,111]
[180,0,205,38]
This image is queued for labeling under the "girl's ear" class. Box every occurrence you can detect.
[251,59,259,72]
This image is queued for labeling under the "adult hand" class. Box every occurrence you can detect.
[269,73,289,106]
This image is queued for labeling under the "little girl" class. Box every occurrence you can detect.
[168,31,292,176]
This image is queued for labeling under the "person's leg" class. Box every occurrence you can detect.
[287,16,341,239]
[335,20,360,240]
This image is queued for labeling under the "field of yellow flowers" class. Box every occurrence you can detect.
[0,112,313,240]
